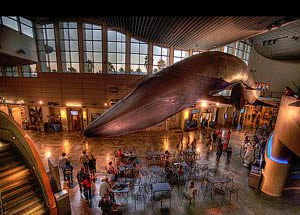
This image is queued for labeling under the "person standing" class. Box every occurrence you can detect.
[80,150,90,173]
[89,154,96,181]
[216,135,223,163]
[59,152,69,181]
[226,144,233,164]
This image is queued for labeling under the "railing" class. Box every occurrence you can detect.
[0,111,57,215]
[0,191,3,215]
[258,91,284,99]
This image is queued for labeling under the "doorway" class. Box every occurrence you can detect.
[67,108,83,131]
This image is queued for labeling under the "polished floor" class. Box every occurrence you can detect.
[27,128,300,215]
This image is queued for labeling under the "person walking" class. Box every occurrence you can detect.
[226,144,233,164]
[76,166,88,194]
[59,152,69,181]
[216,135,223,163]
[80,150,90,173]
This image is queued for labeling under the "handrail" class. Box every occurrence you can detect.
[0,111,57,215]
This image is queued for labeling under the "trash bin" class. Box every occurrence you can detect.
[54,189,71,215]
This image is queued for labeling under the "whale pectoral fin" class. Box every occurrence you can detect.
[206,96,232,105]
[209,81,241,96]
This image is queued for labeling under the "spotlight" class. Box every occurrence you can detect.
[104,102,108,106]
[39,100,43,105]
[216,103,219,106]
[201,101,207,107]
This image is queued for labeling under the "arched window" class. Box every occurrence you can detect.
[235,41,251,65]
[83,23,102,73]
[192,51,201,55]
[153,45,169,74]
[173,49,189,63]
[130,38,148,75]
[107,29,126,74]
[36,24,57,72]
[59,22,80,73]
[224,43,234,54]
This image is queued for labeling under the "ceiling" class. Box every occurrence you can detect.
[29,16,299,50]
[250,19,300,60]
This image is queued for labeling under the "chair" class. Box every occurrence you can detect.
[133,185,146,210]
[225,174,239,201]
[213,183,226,203]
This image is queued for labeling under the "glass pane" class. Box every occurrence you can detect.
[45,24,54,29]
[69,29,78,40]
[174,50,181,57]
[131,38,139,43]
[117,64,125,73]
[84,62,93,73]
[47,40,56,51]
[130,65,138,73]
[62,40,69,51]
[153,46,161,55]
[71,52,79,62]
[93,29,101,40]
[21,24,33,37]
[183,51,189,58]
[131,43,139,54]
[70,63,80,73]
[85,41,92,51]
[63,29,69,39]
[140,43,148,54]
[162,47,169,56]
[108,53,117,63]
[85,52,93,62]
[161,56,169,65]
[84,29,92,40]
[140,66,147,74]
[117,53,125,64]
[49,52,56,62]
[63,22,69,28]
[70,41,78,51]
[224,46,228,53]
[108,31,116,41]
[117,32,125,41]
[20,17,32,26]
[153,56,161,65]
[2,16,18,31]
[49,62,57,72]
[140,55,147,65]
[84,23,92,29]
[174,57,181,63]
[108,42,117,52]
[93,24,101,30]
[117,42,125,53]
[46,28,55,39]
[94,63,102,73]
[94,52,102,62]
[131,54,139,64]
[65,52,70,62]
[68,22,77,28]
[153,66,159,73]
[93,41,102,51]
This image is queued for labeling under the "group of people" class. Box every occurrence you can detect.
[204,129,233,164]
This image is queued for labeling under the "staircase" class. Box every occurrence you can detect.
[0,141,48,215]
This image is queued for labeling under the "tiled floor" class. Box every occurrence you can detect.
[26,128,300,215]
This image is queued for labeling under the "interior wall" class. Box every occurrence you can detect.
[0,26,38,63]
[248,48,300,92]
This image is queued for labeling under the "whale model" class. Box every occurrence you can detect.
[84,51,271,137]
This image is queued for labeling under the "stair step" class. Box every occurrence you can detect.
[0,169,31,186]
[0,165,27,179]
[30,207,47,215]
[2,184,34,202]
[0,151,15,159]
[1,176,34,194]
[4,196,41,215]
[3,191,36,211]
[0,161,22,173]
[15,202,45,215]
[0,156,17,166]
[0,142,12,153]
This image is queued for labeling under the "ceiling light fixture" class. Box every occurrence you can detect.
[38,100,43,105]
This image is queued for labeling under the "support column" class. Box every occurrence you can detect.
[148,41,153,75]
[189,49,193,56]
[54,22,63,73]
[125,34,130,74]
[169,46,174,65]
[42,106,50,123]
[78,20,84,73]
[17,65,22,77]
[82,108,88,130]
[60,107,68,131]
[102,25,108,74]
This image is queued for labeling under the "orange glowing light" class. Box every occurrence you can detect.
[39,100,43,105]
[201,101,207,107]
[104,102,108,106]
[184,109,189,120]
[46,151,51,158]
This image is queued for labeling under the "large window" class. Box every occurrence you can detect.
[224,43,234,54]
[107,30,126,74]
[192,51,201,55]
[59,22,80,73]
[83,23,102,73]
[3,66,18,77]
[1,16,33,38]
[20,17,33,38]
[173,49,189,63]
[130,38,148,75]
[1,16,18,31]
[235,41,251,64]
[21,64,38,77]
[153,45,169,74]
[36,24,57,72]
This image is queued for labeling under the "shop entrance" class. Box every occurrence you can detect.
[67,108,83,131]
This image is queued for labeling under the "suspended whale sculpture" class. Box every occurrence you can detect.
[84,51,271,137]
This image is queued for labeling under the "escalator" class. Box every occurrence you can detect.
[0,141,47,215]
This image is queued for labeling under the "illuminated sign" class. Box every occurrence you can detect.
[267,133,288,165]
